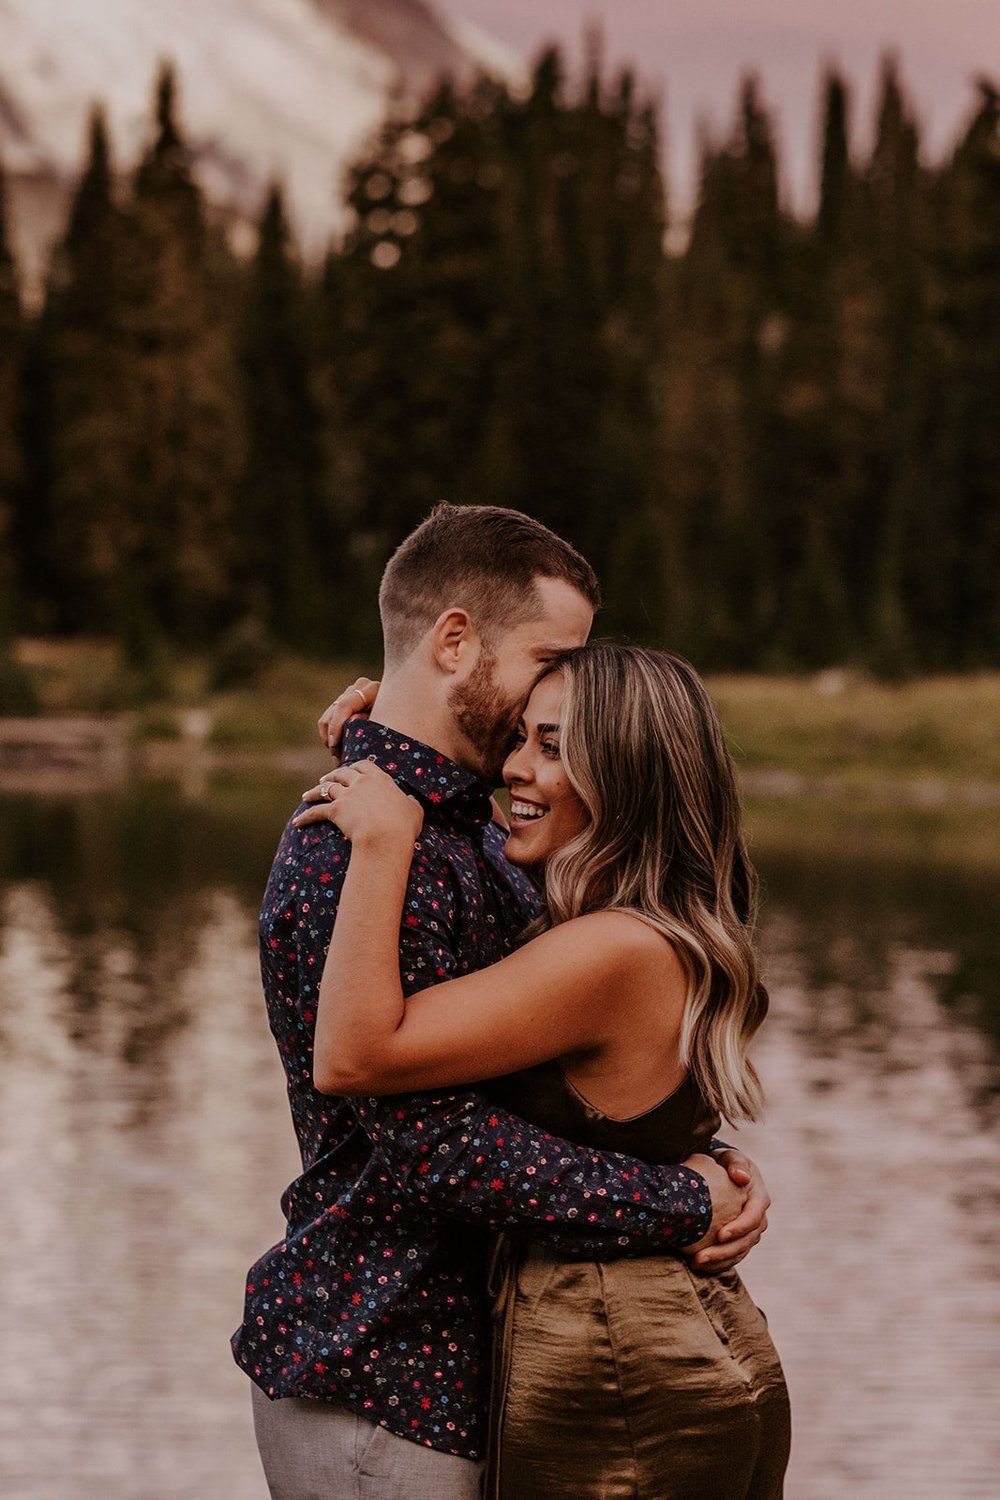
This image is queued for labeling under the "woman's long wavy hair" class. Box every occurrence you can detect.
[526,643,768,1123]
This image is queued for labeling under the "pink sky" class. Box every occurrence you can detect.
[437,0,998,216]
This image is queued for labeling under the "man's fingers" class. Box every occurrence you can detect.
[714,1148,752,1185]
[712,1154,771,1242]
[718,1205,769,1244]
[689,1225,763,1271]
[690,1246,752,1274]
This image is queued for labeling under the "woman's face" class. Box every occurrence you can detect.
[502,672,589,868]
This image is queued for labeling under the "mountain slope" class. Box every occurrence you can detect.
[0,0,520,286]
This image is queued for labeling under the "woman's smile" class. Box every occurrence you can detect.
[509,797,549,824]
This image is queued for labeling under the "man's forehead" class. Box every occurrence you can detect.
[516,622,590,658]
[528,575,594,641]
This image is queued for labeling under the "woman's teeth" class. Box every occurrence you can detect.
[511,801,547,821]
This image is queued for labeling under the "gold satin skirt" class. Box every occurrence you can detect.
[487,1245,790,1500]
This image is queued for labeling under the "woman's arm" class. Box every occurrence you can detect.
[301,760,424,1094]
[295,762,677,1096]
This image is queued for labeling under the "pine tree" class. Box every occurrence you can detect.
[489,53,672,631]
[926,81,1000,664]
[43,108,140,636]
[862,58,928,672]
[123,65,243,647]
[770,69,862,669]
[573,78,673,637]
[818,71,851,252]
[238,186,332,649]
[488,50,618,554]
[666,78,796,666]
[323,71,525,655]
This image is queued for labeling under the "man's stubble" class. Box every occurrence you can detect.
[449,644,524,786]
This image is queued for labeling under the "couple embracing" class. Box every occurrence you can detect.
[232,504,790,1499]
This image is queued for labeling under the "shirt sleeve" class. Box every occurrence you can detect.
[347,838,712,1257]
[354,1093,712,1258]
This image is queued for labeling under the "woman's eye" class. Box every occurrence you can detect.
[541,741,560,759]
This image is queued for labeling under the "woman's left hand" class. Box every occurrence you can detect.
[293,761,424,848]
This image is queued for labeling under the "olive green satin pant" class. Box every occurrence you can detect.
[488,1247,791,1500]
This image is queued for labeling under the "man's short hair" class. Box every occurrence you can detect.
[379,504,601,664]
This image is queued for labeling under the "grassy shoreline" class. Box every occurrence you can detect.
[709,672,1000,787]
[8,639,1000,792]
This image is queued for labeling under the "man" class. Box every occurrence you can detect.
[233,504,770,1499]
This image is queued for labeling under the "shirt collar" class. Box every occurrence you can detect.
[342,718,494,831]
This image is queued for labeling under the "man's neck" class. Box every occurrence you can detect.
[368,680,478,777]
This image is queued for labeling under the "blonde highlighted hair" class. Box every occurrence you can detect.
[529,644,767,1123]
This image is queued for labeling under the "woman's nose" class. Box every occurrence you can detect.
[503,743,531,785]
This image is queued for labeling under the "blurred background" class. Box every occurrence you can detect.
[0,2,998,1497]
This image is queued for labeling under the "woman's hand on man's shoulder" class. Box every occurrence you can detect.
[293,760,424,848]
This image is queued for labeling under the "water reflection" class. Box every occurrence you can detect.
[741,932,1000,1497]
[0,781,998,1498]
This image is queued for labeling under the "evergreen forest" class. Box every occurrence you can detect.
[1,52,999,689]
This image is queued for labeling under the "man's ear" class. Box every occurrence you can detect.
[430,609,478,674]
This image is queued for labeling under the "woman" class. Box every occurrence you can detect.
[299,644,790,1499]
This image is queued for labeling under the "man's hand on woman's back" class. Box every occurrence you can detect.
[681,1149,771,1273]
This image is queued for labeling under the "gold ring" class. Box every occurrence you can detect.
[351,687,367,707]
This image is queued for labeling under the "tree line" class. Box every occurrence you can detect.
[0,53,998,693]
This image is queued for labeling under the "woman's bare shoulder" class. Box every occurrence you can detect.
[537,909,683,979]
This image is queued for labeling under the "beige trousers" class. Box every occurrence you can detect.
[250,1383,484,1500]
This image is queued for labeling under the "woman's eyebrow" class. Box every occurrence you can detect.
[536,722,561,735]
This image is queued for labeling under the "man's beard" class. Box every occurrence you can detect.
[449,645,522,785]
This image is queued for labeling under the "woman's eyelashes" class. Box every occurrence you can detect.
[510,726,560,759]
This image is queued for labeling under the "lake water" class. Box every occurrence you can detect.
[1,776,998,1499]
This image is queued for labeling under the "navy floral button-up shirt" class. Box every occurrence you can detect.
[232,720,712,1459]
